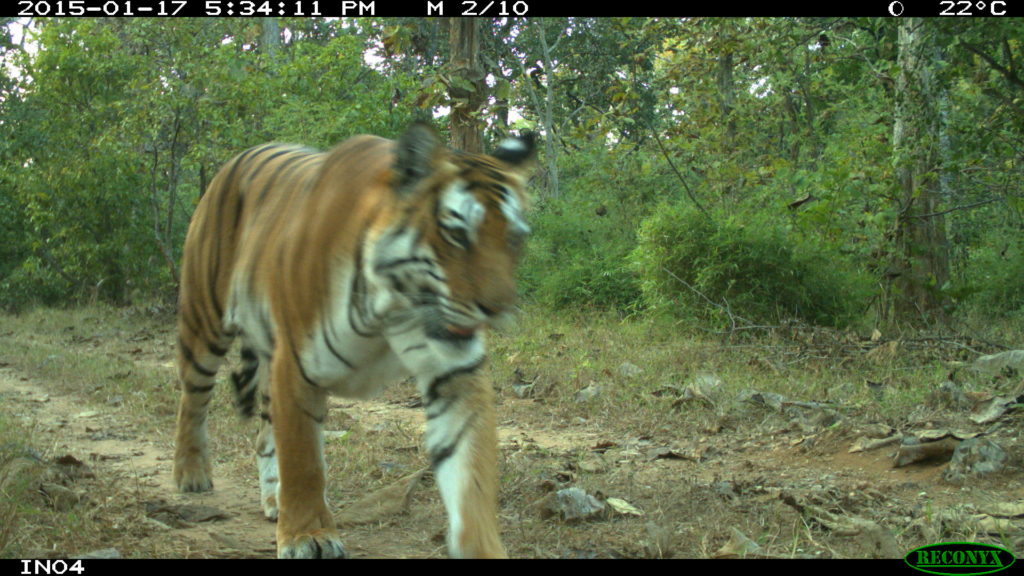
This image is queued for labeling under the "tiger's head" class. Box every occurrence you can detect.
[370,123,536,343]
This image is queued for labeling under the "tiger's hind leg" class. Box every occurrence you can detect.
[251,359,281,521]
[226,344,281,520]
[173,334,229,493]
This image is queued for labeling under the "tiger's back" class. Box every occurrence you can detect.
[172,123,535,559]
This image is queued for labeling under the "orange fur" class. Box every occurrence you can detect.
[173,124,534,558]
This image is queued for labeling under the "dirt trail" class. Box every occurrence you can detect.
[1,366,274,557]
[0,362,603,559]
[2,330,1022,559]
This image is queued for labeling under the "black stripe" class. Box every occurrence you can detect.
[259,311,276,350]
[294,351,321,388]
[179,339,217,377]
[238,144,286,180]
[200,144,272,326]
[248,146,301,185]
[321,321,354,369]
[182,251,219,350]
[298,403,325,424]
[235,154,320,301]
[232,368,258,418]
[426,397,454,420]
[256,151,319,204]
[429,414,477,469]
[375,256,433,272]
[231,365,258,391]
[207,151,253,321]
[233,191,245,241]
[185,383,215,394]
[178,306,203,343]
[425,357,485,406]
[272,244,324,389]
[348,225,378,338]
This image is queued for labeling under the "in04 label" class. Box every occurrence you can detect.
[905,542,1016,576]
[20,560,85,575]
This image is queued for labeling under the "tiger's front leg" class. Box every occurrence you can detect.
[422,366,506,558]
[269,353,347,559]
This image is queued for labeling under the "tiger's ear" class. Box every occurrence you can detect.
[493,132,537,175]
[394,121,444,195]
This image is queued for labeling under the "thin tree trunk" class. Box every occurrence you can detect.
[448,18,484,153]
[889,18,950,325]
[262,18,280,59]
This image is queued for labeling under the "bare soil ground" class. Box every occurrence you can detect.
[1,307,1022,559]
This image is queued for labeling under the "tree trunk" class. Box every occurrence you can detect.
[515,20,560,198]
[261,18,280,58]
[716,50,736,152]
[889,18,950,325]
[447,18,485,153]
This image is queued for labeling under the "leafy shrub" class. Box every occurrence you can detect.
[0,258,70,312]
[631,202,871,328]
[957,226,1024,317]
[519,198,641,312]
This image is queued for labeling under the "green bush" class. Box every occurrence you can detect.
[631,202,871,328]
[957,227,1024,317]
[519,198,641,312]
[0,258,70,312]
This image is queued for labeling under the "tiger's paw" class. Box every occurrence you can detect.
[277,531,347,559]
[173,461,213,493]
[262,496,279,522]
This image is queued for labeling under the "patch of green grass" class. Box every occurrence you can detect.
[490,304,977,442]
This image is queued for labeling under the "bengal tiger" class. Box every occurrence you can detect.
[172,122,535,559]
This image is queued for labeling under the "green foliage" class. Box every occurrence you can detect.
[956,226,1024,317]
[0,17,1020,331]
[520,198,640,312]
[632,202,872,328]
[0,19,419,310]
[517,141,676,313]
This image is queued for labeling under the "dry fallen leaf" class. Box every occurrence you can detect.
[713,527,761,558]
[336,468,426,526]
[978,501,1024,518]
[606,497,644,517]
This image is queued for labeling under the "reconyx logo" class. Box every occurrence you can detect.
[905,543,1016,576]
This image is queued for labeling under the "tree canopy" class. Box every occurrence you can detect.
[0,17,1020,330]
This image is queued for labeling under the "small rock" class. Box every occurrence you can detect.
[538,487,605,522]
[573,383,603,403]
[738,389,787,411]
[510,367,535,398]
[578,453,608,474]
[944,438,1008,483]
[618,362,643,379]
[40,483,80,511]
[973,350,1024,377]
[73,548,121,559]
